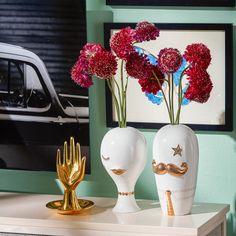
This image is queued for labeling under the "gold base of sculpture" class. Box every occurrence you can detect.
[46,199,94,214]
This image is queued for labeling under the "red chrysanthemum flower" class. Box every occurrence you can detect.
[183,43,211,69]
[134,21,160,42]
[126,52,152,80]
[158,48,182,73]
[71,59,93,88]
[89,51,117,79]
[185,66,209,81]
[184,79,213,103]
[71,44,114,87]
[81,43,104,59]
[110,27,136,60]
[184,68,213,103]
[138,78,162,95]
[138,65,164,94]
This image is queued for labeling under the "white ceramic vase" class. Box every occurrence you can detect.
[152,124,199,216]
[100,127,147,213]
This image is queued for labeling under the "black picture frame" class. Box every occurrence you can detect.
[106,0,235,7]
[104,23,233,131]
[0,0,90,173]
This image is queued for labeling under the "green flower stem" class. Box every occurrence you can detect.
[123,75,129,126]
[175,78,182,124]
[152,71,172,124]
[171,73,175,124]
[106,79,122,127]
[113,78,122,115]
[120,60,126,127]
[167,74,174,124]
[175,65,189,124]
[106,61,128,128]
[113,77,126,127]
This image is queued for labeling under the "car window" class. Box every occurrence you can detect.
[0,58,50,110]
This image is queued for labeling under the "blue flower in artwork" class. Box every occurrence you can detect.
[147,54,157,65]
[173,58,187,86]
[181,81,191,106]
[145,91,163,105]
[135,46,157,65]
[135,47,144,54]
[182,97,191,106]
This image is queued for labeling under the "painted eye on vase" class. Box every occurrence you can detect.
[101,155,110,161]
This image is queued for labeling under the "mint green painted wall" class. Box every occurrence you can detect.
[86,3,236,235]
[0,0,235,235]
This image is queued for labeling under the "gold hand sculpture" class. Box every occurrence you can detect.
[57,137,86,214]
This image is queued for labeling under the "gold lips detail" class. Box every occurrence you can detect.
[101,155,110,161]
[111,169,127,175]
[152,160,188,177]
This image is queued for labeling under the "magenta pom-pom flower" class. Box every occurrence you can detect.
[184,67,213,103]
[158,48,182,73]
[139,77,161,94]
[134,21,160,42]
[126,52,152,80]
[138,65,164,94]
[71,43,105,87]
[184,77,213,103]
[71,43,117,87]
[71,59,93,88]
[183,43,211,69]
[185,66,209,82]
[126,51,164,94]
[110,27,136,60]
[80,43,104,59]
[89,51,117,79]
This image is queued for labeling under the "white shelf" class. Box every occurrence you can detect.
[0,192,229,236]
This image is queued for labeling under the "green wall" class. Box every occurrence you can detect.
[0,0,235,235]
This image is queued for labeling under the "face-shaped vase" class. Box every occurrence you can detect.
[100,127,147,213]
[153,124,199,215]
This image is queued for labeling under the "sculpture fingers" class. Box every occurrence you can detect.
[69,137,75,165]
[56,149,61,166]
[75,143,81,165]
[63,141,68,165]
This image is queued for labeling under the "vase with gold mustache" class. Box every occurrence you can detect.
[152,124,199,216]
[100,127,147,213]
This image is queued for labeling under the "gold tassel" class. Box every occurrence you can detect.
[166,190,175,216]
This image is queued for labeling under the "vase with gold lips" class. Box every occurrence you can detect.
[152,124,199,216]
[100,127,147,213]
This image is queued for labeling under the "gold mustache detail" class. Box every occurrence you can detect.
[111,169,127,175]
[152,160,188,177]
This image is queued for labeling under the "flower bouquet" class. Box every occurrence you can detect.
[71,21,213,215]
[126,31,212,215]
[71,22,164,213]
[71,22,160,127]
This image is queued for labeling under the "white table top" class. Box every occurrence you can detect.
[0,192,229,236]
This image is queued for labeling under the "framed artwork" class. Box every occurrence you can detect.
[0,0,90,172]
[104,23,233,131]
[106,0,235,7]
